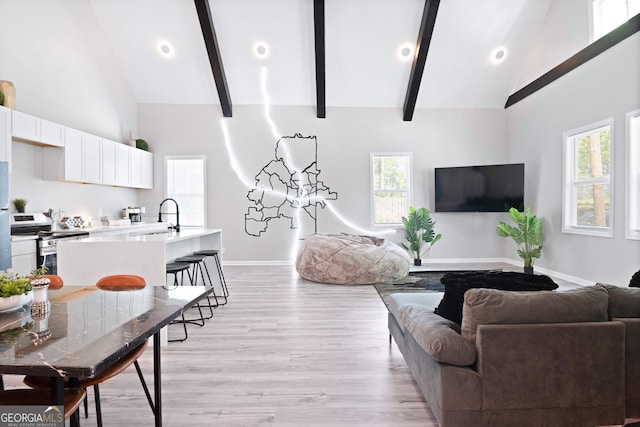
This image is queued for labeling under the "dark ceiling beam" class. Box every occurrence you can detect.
[403,0,441,122]
[313,0,326,119]
[505,12,640,108]
[194,0,232,117]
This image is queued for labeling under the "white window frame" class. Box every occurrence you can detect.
[562,118,614,237]
[164,155,207,228]
[370,152,412,227]
[590,0,640,41]
[626,109,640,240]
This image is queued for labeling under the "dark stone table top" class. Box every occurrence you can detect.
[0,285,208,377]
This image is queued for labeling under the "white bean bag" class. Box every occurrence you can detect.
[296,233,411,285]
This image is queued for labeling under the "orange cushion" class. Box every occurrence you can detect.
[96,275,146,291]
[43,275,64,290]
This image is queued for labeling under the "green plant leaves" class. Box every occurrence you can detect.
[401,207,441,259]
[496,207,543,267]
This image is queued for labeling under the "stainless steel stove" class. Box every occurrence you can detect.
[11,212,89,274]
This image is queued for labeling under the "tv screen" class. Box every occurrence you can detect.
[434,163,524,212]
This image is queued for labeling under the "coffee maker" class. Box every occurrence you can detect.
[123,207,145,223]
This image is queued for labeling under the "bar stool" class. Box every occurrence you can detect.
[193,249,229,305]
[166,262,206,341]
[174,254,219,313]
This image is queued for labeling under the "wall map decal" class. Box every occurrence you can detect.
[245,133,338,237]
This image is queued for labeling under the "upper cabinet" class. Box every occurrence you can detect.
[0,106,11,166]
[15,109,153,189]
[44,127,101,184]
[12,111,64,147]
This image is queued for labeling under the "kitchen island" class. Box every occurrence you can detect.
[57,227,222,286]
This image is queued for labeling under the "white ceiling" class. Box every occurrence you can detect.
[88,0,553,110]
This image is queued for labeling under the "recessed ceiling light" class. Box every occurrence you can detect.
[398,43,414,61]
[491,47,507,64]
[254,42,269,58]
[157,41,174,58]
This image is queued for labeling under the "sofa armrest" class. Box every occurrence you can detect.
[476,321,625,411]
[614,317,640,417]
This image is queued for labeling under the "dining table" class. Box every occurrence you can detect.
[0,284,210,427]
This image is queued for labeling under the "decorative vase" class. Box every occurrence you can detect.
[524,266,534,274]
[0,81,15,109]
[414,258,422,266]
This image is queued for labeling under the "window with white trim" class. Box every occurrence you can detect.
[627,110,640,239]
[165,155,206,227]
[370,153,412,226]
[563,119,613,237]
[591,0,640,41]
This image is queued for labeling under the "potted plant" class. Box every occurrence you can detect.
[12,198,27,213]
[496,207,543,274]
[401,207,442,266]
[0,269,33,312]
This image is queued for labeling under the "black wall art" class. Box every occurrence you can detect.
[245,133,338,237]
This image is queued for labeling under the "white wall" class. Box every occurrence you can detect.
[507,33,640,285]
[138,104,509,263]
[0,0,139,218]
[517,0,590,89]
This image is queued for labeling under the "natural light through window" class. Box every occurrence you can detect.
[591,0,640,40]
[370,153,412,226]
[165,156,206,227]
[563,119,613,237]
[627,110,640,239]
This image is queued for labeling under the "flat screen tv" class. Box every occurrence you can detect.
[434,163,524,212]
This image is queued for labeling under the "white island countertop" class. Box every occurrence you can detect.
[78,227,222,243]
[58,228,222,286]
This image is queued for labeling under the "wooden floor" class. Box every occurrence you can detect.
[3,264,632,426]
[9,265,438,426]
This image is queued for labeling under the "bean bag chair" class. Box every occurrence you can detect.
[296,233,411,285]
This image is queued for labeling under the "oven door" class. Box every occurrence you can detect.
[37,241,58,275]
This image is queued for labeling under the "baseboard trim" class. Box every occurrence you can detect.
[224,260,294,266]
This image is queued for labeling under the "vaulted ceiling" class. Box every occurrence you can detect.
[88,0,557,115]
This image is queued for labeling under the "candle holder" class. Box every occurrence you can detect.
[31,312,51,344]
[30,277,51,317]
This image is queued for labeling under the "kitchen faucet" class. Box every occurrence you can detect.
[158,198,180,232]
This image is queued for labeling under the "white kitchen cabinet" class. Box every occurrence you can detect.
[39,119,65,147]
[101,139,117,186]
[12,111,64,147]
[129,147,142,188]
[11,240,36,276]
[83,133,102,184]
[62,127,84,182]
[0,106,11,166]
[11,111,40,142]
[140,150,153,189]
[44,127,102,184]
[115,143,130,186]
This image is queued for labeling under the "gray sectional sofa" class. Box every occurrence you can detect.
[388,285,628,427]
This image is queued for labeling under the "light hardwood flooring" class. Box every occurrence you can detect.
[3,264,632,426]
[6,265,437,426]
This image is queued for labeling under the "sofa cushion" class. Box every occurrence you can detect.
[461,285,608,344]
[597,283,640,318]
[398,303,477,366]
[434,271,559,324]
[386,293,444,328]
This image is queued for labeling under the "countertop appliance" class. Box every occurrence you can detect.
[123,207,144,223]
[10,212,89,274]
[0,162,9,270]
